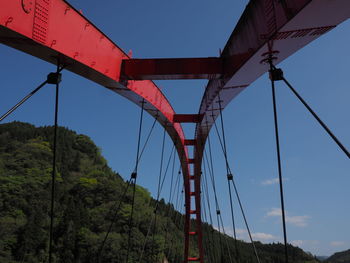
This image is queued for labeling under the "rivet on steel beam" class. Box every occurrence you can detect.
[73,52,79,59]
[84,23,90,30]
[90,61,96,67]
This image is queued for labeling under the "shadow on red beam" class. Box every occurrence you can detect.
[121,57,223,80]
[121,53,252,80]
[173,114,204,123]
[184,139,196,146]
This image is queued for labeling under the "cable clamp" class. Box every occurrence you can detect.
[216,210,221,215]
[47,72,62,84]
[227,173,233,181]
[131,172,137,179]
[269,68,284,81]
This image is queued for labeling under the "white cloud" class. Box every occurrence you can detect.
[261,177,289,186]
[286,215,310,227]
[252,232,276,241]
[330,241,346,247]
[226,228,278,243]
[267,208,282,217]
[266,208,310,227]
[291,240,304,247]
[261,178,279,185]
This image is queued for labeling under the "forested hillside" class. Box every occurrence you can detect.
[0,122,320,263]
[326,249,350,263]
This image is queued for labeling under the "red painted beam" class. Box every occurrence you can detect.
[0,1,193,262]
[184,139,196,146]
[121,57,223,80]
[173,114,204,123]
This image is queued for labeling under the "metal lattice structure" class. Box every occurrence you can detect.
[1,0,349,261]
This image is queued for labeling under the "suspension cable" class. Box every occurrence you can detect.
[169,180,184,263]
[216,98,240,261]
[125,99,145,263]
[202,163,218,263]
[139,129,176,262]
[272,65,350,159]
[218,212,234,263]
[204,132,226,263]
[152,126,167,255]
[137,116,158,164]
[211,108,261,263]
[269,61,289,263]
[166,167,181,260]
[98,109,157,262]
[0,67,65,123]
[163,143,177,258]
[48,63,63,263]
[97,178,132,262]
[138,211,156,262]
[156,127,167,202]
[201,188,211,263]
[159,145,176,197]
[200,183,209,260]
[204,148,233,263]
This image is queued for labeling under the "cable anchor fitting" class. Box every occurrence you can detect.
[131,172,137,179]
[47,72,62,84]
[269,68,284,81]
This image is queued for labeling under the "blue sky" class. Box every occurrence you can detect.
[1,0,349,257]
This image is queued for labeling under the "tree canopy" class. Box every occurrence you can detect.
[0,122,319,263]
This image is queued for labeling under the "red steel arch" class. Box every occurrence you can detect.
[1,0,350,262]
[0,0,194,261]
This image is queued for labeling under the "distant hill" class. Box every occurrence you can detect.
[326,249,350,263]
[316,256,329,261]
[0,121,320,263]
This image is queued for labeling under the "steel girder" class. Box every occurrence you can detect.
[0,0,194,261]
[1,0,350,262]
[193,1,350,262]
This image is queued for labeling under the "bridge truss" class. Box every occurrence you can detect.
[1,0,349,262]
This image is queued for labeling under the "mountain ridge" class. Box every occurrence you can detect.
[0,121,320,262]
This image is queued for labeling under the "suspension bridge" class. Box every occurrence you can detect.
[1,0,349,262]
